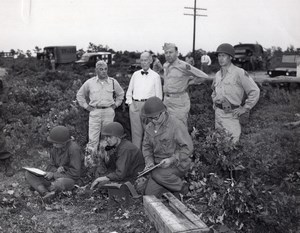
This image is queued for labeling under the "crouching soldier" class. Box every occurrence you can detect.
[91,122,145,189]
[141,97,193,197]
[25,126,82,200]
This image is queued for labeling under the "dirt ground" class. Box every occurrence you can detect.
[0,148,157,233]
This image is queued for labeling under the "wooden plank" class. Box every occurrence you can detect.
[163,193,208,229]
[143,195,209,233]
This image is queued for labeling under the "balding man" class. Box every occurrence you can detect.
[77,60,124,153]
[126,52,163,149]
[162,43,210,126]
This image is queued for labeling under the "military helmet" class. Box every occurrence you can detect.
[102,122,125,138]
[141,96,166,118]
[216,43,235,58]
[47,126,71,144]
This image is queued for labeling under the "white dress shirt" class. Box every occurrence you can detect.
[126,68,162,104]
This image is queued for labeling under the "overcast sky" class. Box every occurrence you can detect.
[1,0,299,55]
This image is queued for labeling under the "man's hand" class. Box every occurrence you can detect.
[57,166,65,173]
[0,101,3,106]
[159,158,173,168]
[90,176,110,190]
[232,106,247,117]
[44,172,54,180]
[86,106,94,112]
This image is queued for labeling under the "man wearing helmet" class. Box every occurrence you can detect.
[90,122,145,189]
[25,126,82,200]
[140,97,193,197]
[212,43,260,142]
[162,43,210,126]
[76,60,124,154]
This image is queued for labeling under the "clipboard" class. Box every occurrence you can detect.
[22,167,46,176]
[137,163,161,178]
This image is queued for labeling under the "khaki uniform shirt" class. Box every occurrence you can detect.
[76,76,124,109]
[163,58,208,94]
[142,113,193,172]
[212,63,260,109]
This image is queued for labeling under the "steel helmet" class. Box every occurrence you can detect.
[102,122,125,138]
[141,96,165,118]
[47,126,71,144]
[216,43,235,58]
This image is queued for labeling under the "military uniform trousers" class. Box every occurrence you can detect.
[215,107,241,143]
[25,171,75,192]
[129,101,146,149]
[163,92,190,127]
[144,166,186,197]
[88,108,115,151]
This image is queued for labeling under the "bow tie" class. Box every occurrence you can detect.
[141,71,148,75]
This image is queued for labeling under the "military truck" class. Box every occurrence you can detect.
[232,43,265,71]
[38,46,77,64]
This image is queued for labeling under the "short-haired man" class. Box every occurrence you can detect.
[200,51,212,73]
[77,61,124,153]
[141,97,193,197]
[25,126,82,200]
[212,43,260,142]
[126,52,162,149]
[91,122,145,189]
[162,43,210,126]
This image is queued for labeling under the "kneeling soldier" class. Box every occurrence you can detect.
[91,122,145,189]
[25,126,82,200]
[141,97,193,197]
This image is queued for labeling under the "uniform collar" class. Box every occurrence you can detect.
[96,76,109,83]
[166,58,180,68]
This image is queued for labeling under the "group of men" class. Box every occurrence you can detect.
[21,42,260,200]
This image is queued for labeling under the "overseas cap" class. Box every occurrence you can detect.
[95,60,107,69]
[163,43,177,50]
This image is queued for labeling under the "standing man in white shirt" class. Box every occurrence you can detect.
[201,51,212,73]
[126,52,163,149]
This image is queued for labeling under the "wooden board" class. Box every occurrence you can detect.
[143,194,209,233]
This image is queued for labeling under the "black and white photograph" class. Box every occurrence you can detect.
[0,0,300,232]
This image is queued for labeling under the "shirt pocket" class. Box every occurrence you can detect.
[223,78,238,95]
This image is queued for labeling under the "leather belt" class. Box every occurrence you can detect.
[94,106,110,109]
[215,103,239,110]
[133,99,147,102]
[164,92,186,98]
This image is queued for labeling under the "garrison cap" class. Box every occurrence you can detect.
[95,60,107,68]
[163,43,177,50]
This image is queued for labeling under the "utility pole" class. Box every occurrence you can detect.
[184,0,207,59]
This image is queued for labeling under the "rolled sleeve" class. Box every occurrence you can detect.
[76,82,90,109]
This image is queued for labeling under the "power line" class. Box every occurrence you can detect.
[184,0,207,58]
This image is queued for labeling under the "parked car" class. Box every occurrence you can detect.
[233,43,265,71]
[267,54,297,77]
[75,52,113,67]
